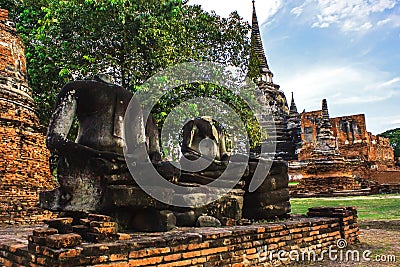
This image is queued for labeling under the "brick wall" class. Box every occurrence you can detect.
[0,9,57,225]
[0,208,359,266]
[299,111,394,169]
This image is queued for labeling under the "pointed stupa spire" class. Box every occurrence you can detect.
[321,99,331,127]
[251,0,269,71]
[249,0,274,83]
[289,92,298,116]
[320,99,332,132]
[314,99,338,156]
[287,92,302,158]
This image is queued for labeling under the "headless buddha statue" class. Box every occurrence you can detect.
[42,76,161,211]
[179,116,235,184]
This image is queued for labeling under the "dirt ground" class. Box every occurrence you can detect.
[291,220,400,267]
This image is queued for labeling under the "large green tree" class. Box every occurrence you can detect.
[2,0,251,126]
[379,128,400,157]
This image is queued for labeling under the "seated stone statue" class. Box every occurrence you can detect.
[179,116,241,184]
[39,77,285,230]
[41,76,162,212]
[181,116,229,162]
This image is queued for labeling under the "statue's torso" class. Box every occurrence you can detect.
[74,82,133,154]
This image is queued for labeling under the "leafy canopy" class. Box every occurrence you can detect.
[379,128,400,157]
[2,0,264,145]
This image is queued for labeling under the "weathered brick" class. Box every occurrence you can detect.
[187,242,209,250]
[116,233,131,241]
[45,234,82,249]
[128,256,163,266]
[88,214,112,222]
[89,227,117,235]
[200,246,228,256]
[32,228,58,237]
[45,218,73,225]
[0,10,57,226]
[182,250,201,259]
[89,221,118,228]
[109,254,128,261]
[161,252,182,262]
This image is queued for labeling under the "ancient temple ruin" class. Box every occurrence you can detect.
[299,109,394,170]
[242,0,292,219]
[0,9,57,224]
[0,4,363,267]
[289,97,398,196]
[292,100,363,197]
[39,1,293,227]
[247,0,295,161]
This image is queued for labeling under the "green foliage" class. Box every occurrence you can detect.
[379,128,400,157]
[9,0,251,128]
[152,82,262,147]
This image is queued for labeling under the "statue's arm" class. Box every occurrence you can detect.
[219,131,229,161]
[123,98,149,162]
[146,115,162,162]
[46,86,105,160]
[181,121,194,153]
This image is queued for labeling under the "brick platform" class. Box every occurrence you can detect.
[0,208,359,266]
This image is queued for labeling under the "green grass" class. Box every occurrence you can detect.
[290,194,400,220]
[289,182,299,186]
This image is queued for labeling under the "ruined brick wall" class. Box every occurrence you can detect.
[330,115,367,145]
[0,9,57,224]
[299,110,394,169]
[367,134,394,168]
[0,208,359,266]
[301,110,321,145]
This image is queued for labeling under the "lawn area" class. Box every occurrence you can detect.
[290,194,400,220]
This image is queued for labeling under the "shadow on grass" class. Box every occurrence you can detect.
[359,220,400,231]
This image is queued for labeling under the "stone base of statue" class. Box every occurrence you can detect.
[40,159,245,231]
[242,160,291,220]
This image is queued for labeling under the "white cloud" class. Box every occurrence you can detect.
[188,0,282,23]
[381,77,400,87]
[367,115,400,133]
[378,14,400,27]
[291,6,303,16]
[278,64,400,111]
[290,0,397,32]
[377,18,391,26]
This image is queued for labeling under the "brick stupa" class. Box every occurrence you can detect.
[293,99,362,196]
[0,9,57,224]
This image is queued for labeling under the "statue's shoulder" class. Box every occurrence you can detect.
[59,80,129,97]
[61,80,109,91]
[58,80,98,97]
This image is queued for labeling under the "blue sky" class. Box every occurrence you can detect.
[189,0,400,134]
